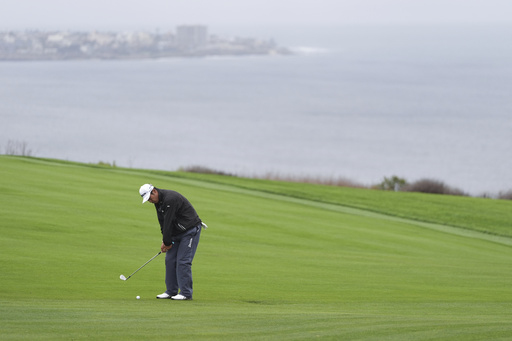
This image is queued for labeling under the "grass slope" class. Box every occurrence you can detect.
[164,171,512,238]
[1,156,512,340]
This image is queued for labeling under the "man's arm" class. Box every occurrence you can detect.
[161,202,178,246]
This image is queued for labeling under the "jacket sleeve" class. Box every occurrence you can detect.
[155,205,164,232]
[161,202,179,246]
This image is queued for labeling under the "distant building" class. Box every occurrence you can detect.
[0,28,289,60]
[176,25,208,50]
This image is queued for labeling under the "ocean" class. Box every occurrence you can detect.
[1,24,511,195]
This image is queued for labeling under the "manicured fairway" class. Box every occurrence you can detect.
[1,156,512,340]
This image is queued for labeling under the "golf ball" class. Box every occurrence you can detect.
[136,296,140,300]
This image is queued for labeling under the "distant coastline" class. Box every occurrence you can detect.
[0,25,291,61]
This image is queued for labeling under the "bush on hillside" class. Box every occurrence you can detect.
[377,175,408,191]
[262,173,366,188]
[404,178,466,196]
[179,165,234,176]
[4,140,33,156]
[96,161,117,167]
[498,190,512,200]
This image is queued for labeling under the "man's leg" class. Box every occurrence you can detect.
[164,245,179,296]
[176,225,201,298]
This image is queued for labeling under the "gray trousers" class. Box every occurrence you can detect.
[165,224,201,298]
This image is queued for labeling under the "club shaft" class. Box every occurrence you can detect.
[126,251,161,279]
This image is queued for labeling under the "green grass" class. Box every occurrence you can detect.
[1,155,512,340]
[165,171,512,237]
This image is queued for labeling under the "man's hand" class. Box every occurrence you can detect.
[161,242,172,253]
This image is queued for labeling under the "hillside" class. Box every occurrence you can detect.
[154,169,512,238]
[1,156,512,340]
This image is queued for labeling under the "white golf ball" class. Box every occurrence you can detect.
[136,296,140,300]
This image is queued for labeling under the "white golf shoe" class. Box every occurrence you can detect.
[156,292,171,299]
[171,294,192,300]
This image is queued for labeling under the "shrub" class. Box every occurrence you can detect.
[378,175,408,191]
[261,173,366,188]
[96,161,117,167]
[498,190,512,200]
[179,165,234,176]
[404,178,466,196]
[4,140,33,156]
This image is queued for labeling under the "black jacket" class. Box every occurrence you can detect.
[154,188,201,246]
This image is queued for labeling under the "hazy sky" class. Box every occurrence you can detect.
[1,0,512,30]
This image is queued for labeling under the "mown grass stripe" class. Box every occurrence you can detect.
[115,166,512,248]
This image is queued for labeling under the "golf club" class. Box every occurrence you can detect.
[120,251,161,281]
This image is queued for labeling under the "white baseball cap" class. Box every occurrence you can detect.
[139,184,154,203]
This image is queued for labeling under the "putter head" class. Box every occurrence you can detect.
[120,274,127,281]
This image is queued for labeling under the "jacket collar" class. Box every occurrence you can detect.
[156,188,165,205]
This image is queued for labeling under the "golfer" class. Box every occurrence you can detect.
[139,184,203,300]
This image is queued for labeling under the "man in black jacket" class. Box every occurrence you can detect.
[139,184,203,300]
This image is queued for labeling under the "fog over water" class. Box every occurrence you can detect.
[1,24,511,195]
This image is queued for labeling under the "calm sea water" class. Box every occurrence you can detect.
[1,24,511,195]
